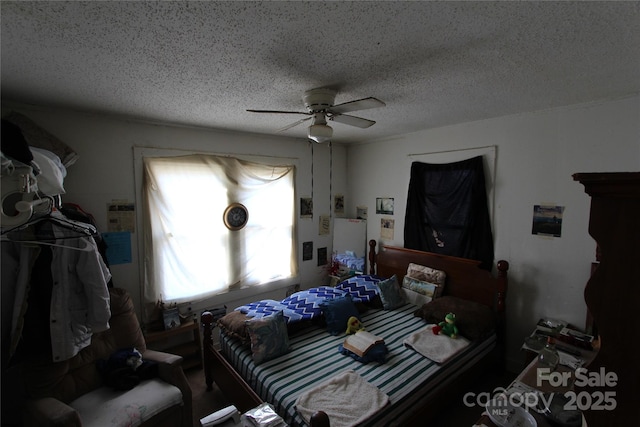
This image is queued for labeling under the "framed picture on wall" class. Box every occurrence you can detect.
[381,218,395,240]
[317,247,328,266]
[532,205,565,237]
[357,206,368,219]
[334,194,344,214]
[376,198,394,215]
[300,197,313,218]
[303,241,313,261]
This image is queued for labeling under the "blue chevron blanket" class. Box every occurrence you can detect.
[334,275,383,303]
[235,278,383,324]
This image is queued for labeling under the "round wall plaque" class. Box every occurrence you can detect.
[223,203,248,230]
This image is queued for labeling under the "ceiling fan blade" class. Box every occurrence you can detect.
[329,114,376,129]
[247,109,310,115]
[328,97,386,114]
[278,117,312,132]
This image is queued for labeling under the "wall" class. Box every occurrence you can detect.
[346,95,640,371]
[2,104,348,321]
[5,95,638,370]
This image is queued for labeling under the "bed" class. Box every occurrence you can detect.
[332,218,367,274]
[333,251,365,273]
[202,240,509,426]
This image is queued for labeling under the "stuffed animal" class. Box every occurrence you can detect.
[432,312,459,339]
[345,316,365,335]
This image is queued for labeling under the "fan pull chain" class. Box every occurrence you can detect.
[329,141,333,222]
[310,141,314,218]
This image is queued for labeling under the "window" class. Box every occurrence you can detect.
[142,154,296,303]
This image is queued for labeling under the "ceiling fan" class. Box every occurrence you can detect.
[247,88,386,143]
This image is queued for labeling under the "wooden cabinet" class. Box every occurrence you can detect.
[145,320,202,370]
[573,172,640,426]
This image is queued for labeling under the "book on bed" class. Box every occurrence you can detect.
[343,331,385,357]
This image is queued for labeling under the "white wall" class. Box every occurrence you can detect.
[346,95,640,371]
[5,95,638,369]
[2,105,348,320]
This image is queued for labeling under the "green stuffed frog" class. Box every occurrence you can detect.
[346,316,365,335]
[433,312,458,339]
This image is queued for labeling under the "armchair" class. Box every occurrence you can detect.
[18,287,193,427]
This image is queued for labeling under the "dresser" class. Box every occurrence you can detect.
[573,172,640,426]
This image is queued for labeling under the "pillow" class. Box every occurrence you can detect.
[235,299,310,324]
[30,148,66,195]
[245,311,290,364]
[235,299,290,319]
[335,274,382,303]
[320,294,360,335]
[376,275,405,310]
[402,276,440,299]
[413,296,496,341]
[282,287,347,321]
[217,311,250,345]
[406,263,446,287]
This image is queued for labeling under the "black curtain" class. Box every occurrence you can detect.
[404,156,494,270]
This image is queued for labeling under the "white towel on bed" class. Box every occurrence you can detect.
[403,324,470,363]
[295,370,389,427]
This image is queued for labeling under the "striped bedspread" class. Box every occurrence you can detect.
[220,303,495,426]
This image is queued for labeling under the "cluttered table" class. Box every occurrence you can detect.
[473,318,598,427]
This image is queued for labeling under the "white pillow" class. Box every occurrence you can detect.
[30,148,66,195]
[406,263,446,285]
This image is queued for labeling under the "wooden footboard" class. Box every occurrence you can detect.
[201,311,262,413]
[201,312,329,426]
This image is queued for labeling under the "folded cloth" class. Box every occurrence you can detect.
[403,324,470,363]
[295,370,389,427]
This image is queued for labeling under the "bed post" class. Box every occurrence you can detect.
[495,260,509,316]
[310,411,330,427]
[201,311,215,391]
[495,260,509,369]
[368,239,377,274]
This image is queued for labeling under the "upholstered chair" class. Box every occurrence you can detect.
[18,287,193,427]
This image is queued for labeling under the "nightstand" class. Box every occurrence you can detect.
[145,319,202,370]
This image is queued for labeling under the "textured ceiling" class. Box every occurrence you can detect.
[2,1,639,144]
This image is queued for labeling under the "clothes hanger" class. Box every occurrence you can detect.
[1,196,97,243]
[45,209,97,236]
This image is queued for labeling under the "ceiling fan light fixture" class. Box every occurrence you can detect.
[308,123,333,143]
[248,89,384,142]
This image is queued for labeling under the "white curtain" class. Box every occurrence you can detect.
[142,154,296,307]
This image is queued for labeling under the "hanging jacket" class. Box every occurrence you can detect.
[1,220,112,363]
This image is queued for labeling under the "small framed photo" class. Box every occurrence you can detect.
[163,307,181,330]
[376,197,394,215]
[334,194,344,214]
[300,197,313,218]
[303,241,313,261]
[317,247,328,266]
[532,205,565,238]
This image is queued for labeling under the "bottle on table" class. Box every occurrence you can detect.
[537,336,560,381]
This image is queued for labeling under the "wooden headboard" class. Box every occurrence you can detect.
[369,240,509,311]
[368,240,509,342]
